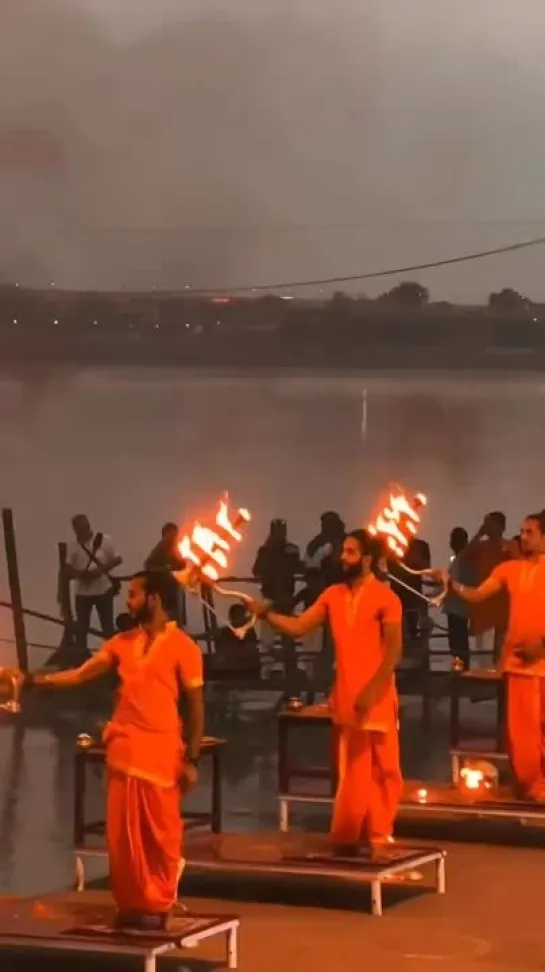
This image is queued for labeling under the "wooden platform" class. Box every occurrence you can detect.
[0,891,239,971]
[401,781,545,824]
[184,831,445,917]
[277,782,545,835]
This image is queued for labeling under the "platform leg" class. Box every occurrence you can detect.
[143,953,156,972]
[279,798,289,833]
[227,924,238,969]
[451,753,460,784]
[370,880,382,917]
[175,857,188,908]
[436,855,446,894]
[75,855,85,892]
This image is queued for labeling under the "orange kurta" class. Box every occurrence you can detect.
[317,578,403,844]
[491,558,545,796]
[99,622,203,914]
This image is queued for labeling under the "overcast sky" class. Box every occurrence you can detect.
[2,0,545,300]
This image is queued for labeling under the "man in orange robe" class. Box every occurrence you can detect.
[451,513,545,800]
[250,529,403,851]
[21,571,204,929]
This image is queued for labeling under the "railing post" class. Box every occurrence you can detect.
[57,542,73,629]
[1,508,29,672]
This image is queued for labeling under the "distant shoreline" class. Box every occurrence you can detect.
[1,338,544,374]
[2,359,545,391]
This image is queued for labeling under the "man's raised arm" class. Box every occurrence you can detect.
[250,597,328,638]
[26,649,114,689]
[452,572,504,604]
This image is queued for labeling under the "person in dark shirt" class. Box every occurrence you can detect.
[252,519,302,612]
[211,604,261,679]
[388,536,431,642]
[252,519,303,683]
[144,522,185,622]
[305,511,346,595]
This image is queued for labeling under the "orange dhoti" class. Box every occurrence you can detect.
[107,770,182,915]
[331,701,402,845]
[507,674,545,798]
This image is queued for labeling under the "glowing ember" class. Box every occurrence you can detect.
[179,494,251,583]
[460,767,485,790]
[368,488,427,559]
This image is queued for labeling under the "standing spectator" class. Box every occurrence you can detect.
[461,511,510,665]
[305,511,346,593]
[252,519,302,680]
[303,512,346,685]
[66,514,122,661]
[144,522,185,622]
[443,527,472,670]
[253,519,302,612]
[388,535,431,643]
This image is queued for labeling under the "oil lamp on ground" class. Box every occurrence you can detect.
[459,760,498,798]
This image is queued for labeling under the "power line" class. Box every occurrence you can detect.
[18,219,545,234]
[187,234,545,294]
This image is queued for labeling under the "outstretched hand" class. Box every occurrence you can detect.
[427,568,448,587]
[245,598,272,619]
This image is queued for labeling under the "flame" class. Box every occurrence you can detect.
[460,767,484,791]
[179,494,251,582]
[368,487,427,560]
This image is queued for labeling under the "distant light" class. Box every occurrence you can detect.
[12,318,17,325]
[280,295,294,301]
[53,319,59,324]
[211,297,231,304]
[15,283,19,289]
[185,322,190,329]
[416,788,428,804]
[184,285,191,290]
[154,324,160,330]
[50,282,55,288]
[533,317,538,323]
[92,319,98,325]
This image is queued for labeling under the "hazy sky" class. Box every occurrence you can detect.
[2,0,545,299]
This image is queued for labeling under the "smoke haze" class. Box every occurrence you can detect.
[1,0,545,298]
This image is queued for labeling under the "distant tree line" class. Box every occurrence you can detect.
[0,281,543,369]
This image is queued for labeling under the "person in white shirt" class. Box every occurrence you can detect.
[66,514,123,659]
[442,527,473,670]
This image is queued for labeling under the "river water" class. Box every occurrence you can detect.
[0,367,543,896]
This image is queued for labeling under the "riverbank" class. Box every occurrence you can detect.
[0,339,542,372]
